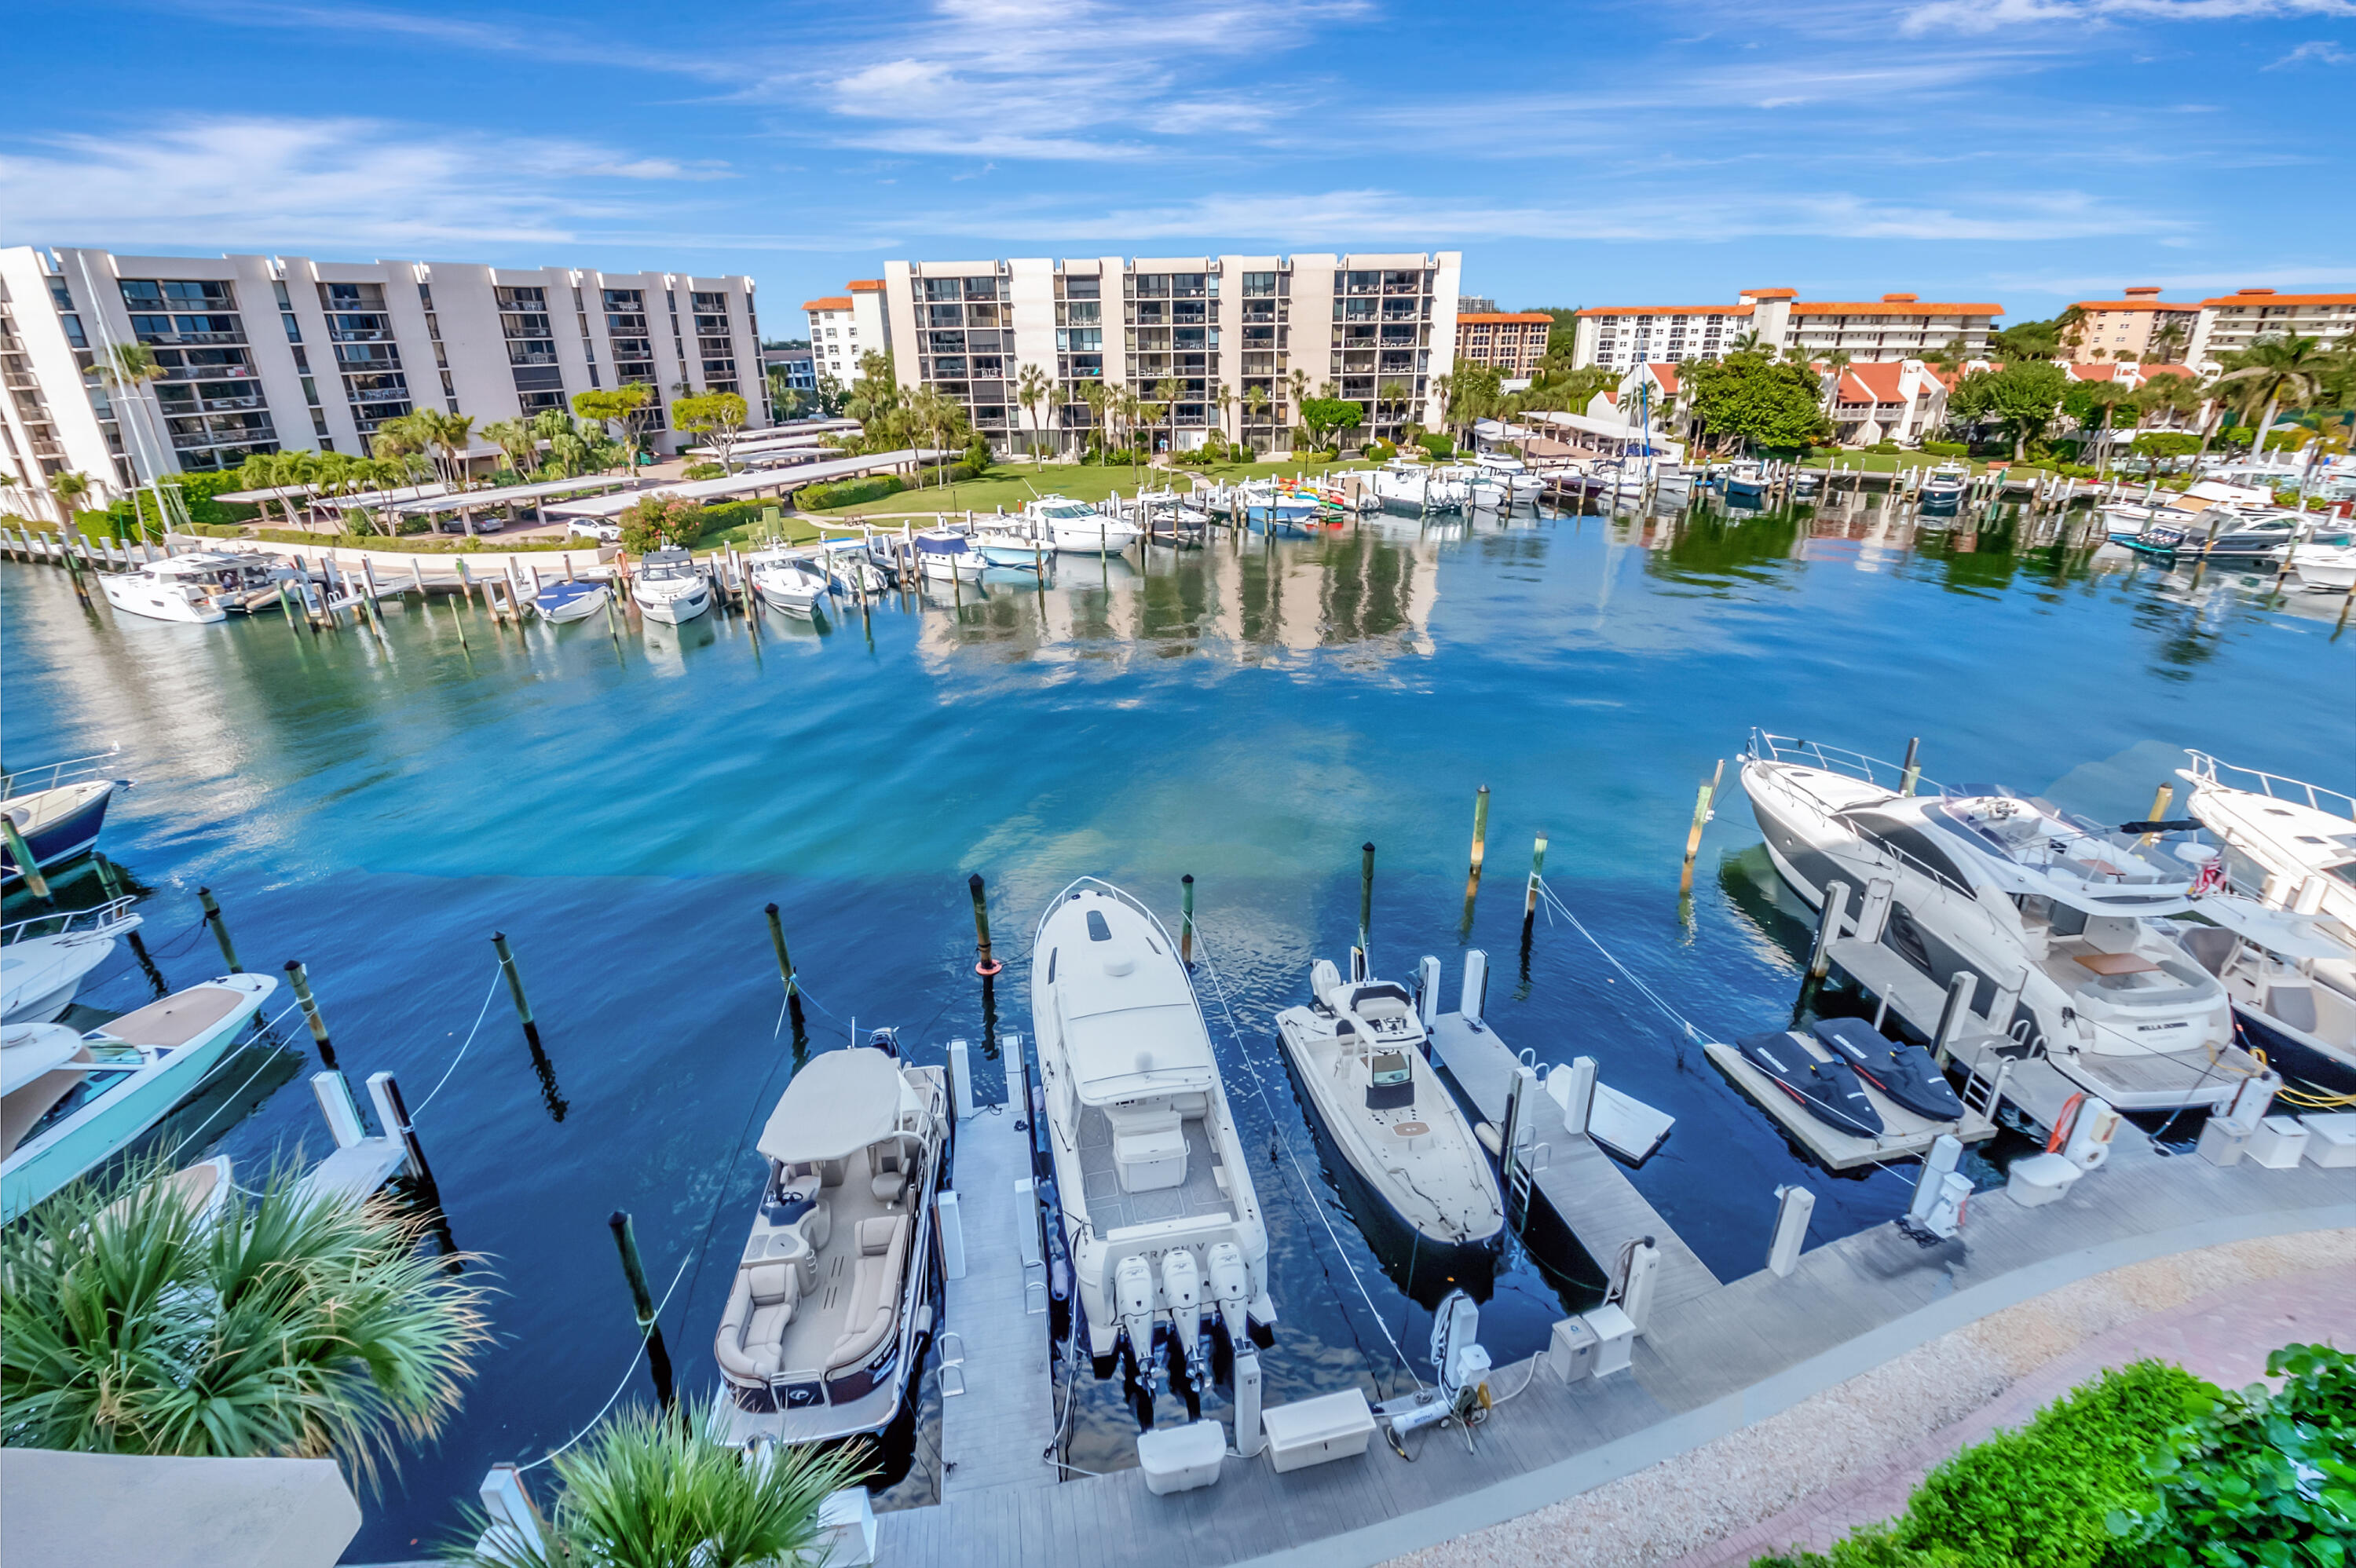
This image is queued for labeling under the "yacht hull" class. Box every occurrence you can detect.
[98,575,228,623]
[2231,1003,2356,1096]
[2,783,117,884]
[634,585,711,623]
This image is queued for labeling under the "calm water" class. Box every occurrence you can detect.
[4,498,2349,1558]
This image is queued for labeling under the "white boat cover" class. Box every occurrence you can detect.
[2190,894,2347,959]
[755,1048,916,1164]
[2,1023,86,1096]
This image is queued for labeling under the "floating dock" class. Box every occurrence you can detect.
[936,1062,1058,1498]
[1427,1010,1720,1309]
[1704,1034,1997,1171]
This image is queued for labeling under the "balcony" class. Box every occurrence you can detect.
[507,349,558,367]
[328,327,397,342]
[134,328,245,346]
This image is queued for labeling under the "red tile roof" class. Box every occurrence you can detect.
[848,280,884,292]
[2196,291,2356,308]
[2138,363,2197,379]
[2068,364,2123,382]
[1792,301,2002,316]
[1645,362,1680,395]
[1458,313,1555,324]
[1836,361,1909,405]
[803,296,852,313]
[1576,304,1754,317]
[1740,288,1798,299]
[2072,298,2199,313]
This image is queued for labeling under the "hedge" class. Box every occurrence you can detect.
[245,527,594,554]
[1919,441,1967,458]
[796,473,905,510]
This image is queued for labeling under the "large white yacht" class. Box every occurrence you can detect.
[628,547,711,623]
[99,553,280,623]
[713,1040,947,1453]
[1030,881,1276,1407]
[1020,496,1141,556]
[1740,733,2273,1113]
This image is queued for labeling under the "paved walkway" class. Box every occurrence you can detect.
[1384,1233,2356,1568]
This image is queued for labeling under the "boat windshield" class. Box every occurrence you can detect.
[1927,795,2185,891]
[16,1067,137,1149]
[1037,501,1095,519]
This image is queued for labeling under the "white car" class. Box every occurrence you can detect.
[567,518,623,543]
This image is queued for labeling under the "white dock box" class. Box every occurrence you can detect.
[2247,1115,2310,1170]
[1547,1315,1601,1383]
[1136,1420,1227,1496]
[1260,1388,1376,1473]
[2196,1115,2252,1168]
[1582,1303,1637,1378]
[2300,1113,2356,1168]
[2006,1151,2081,1208]
[814,1487,876,1566]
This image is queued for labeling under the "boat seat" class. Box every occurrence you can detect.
[828,1214,910,1372]
[868,1136,917,1207]
[796,1196,832,1255]
[1108,1106,1187,1192]
[2266,984,2318,1033]
[2177,925,2238,978]
[714,1260,799,1384]
[814,1156,847,1188]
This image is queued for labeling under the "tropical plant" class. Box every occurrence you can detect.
[0,1157,491,1491]
[1013,363,1052,458]
[49,469,93,526]
[2210,334,2328,460]
[451,1404,865,1568]
[1989,315,2067,362]
[616,495,705,554]
[1242,382,1271,446]
[1151,376,1183,458]
[479,418,540,479]
[1299,397,1363,451]
[2144,322,2189,365]
[1947,361,2072,459]
[1682,354,1831,455]
[1444,364,1503,445]
[1727,331,1768,357]
[2108,1342,2355,1566]
[572,386,654,468]
[670,393,748,473]
[2063,380,2133,478]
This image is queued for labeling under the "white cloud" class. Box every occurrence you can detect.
[2266,37,2354,62]
[1901,0,2355,34]
[0,117,734,253]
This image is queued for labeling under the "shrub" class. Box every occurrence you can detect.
[680,460,726,481]
[2109,1343,2354,1566]
[1417,432,1453,461]
[1366,437,1399,461]
[1920,441,1967,458]
[617,495,704,553]
[797,473,904,510]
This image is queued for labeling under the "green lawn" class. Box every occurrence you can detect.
[801,457,1353,521]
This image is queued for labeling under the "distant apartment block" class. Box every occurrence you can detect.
[880,251,1462,453]
[762,345,817,392]
[2065,287,2200,364]
[1456,295,1498,316]
[803,280,891,386]
[1571,288,1998,371]
[0,245,766,512]
[2187,288,2356,366]
[1454,312,1554,378]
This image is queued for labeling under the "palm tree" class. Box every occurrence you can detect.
[2054,304,2089,360]
[1212,382,1235,456]
[1819,349,1854,428]
[1428,373,1454,451]
[2146,323,2189,365]
[2211,334,2326,460]
[49,469,92,528]
[1014,363,1052,459]
[1242,384,1269,455]
[1726,331,1766,356]
[454,1404,863,1568]
[88,343,174,537]
[1078,378,1110,460]
[1,1159,491,1491]
[1286,367,1310,433]
[1152,377,1183,459]
[480,418,538,479]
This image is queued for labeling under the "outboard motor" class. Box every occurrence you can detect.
[1162,1249,1206,1415]
[1114,1254,1157,1383]
[1205,1241,1251,1349]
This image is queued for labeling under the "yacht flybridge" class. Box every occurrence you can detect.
[714,1039,947,1453]
[1741,733,2274,1115]
[1030,881,1275,1416]
[1274,955,1502,1270]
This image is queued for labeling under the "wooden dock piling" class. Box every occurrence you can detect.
[283,959,335,1058]
[1463,784,1491,916]
[491,931,540,1046]
[969,872,1002,976]
[1523,832,1549,934]
[1359,841,1376,952]
[198,886,241,972]
[1180,872,1196,967]
[1899,736,1922,797]
[763,902,806,1032]
[606,1210,676,1410]
[2,817,54,903]
[1679,761,1722,894]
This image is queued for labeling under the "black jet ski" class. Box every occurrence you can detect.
[1810,1018,1965,1122]
[1736,1031,1884,1137]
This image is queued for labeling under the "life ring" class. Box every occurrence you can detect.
[2045,1091,2085,1153]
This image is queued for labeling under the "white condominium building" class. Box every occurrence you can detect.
[0,245,767,514]
[803,280,891,387]
[2187,288,2356,366]
[1571,288,1999,371]
[880,251,1462,454]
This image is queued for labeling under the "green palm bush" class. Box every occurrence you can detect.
[455,1405,867,1568]
[1,1158,492,1490]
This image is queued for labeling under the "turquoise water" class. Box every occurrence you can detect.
[4,502,2349,1555]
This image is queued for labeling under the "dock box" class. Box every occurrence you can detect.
[2005,1152,2081,1208]
[2300,1113,2356,1168]
[1547,1315,1601,1383]
[1136,1420,1227,1496]
[1582,1303,1637,1378]
[2195,1116,2252,1168]
[1260,1389,1376,1473]
[2246,1115,2310,1170]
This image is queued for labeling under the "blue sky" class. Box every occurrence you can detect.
[4,0,2351,327]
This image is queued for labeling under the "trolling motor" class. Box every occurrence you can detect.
[1375,1290,1492,1449]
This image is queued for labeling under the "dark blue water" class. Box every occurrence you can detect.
[5,502,2349,1557]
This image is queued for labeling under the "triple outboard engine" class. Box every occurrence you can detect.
[1162,1250,1206,1417]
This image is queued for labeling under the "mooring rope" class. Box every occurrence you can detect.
[518,1245,697,1471]
[1532,875,1718,1046]
[1191,928,1424,1392]
[159,998,307,1164]
[411,965,506,1117]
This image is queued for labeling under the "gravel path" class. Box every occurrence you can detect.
[1381,1228,2356,1568]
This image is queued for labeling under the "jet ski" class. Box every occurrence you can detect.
[1735,1031,1884,1137]
[1809,1018,1965,1122]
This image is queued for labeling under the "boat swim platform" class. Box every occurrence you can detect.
[1703,1037,1998,1173]
[937,1083,1059,1499]
[1426,1011,1721,1310]
[876,1110,2353,1568]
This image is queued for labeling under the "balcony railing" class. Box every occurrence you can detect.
[134,329,246,346]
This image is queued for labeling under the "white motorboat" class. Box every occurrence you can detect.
[2,897,141,1024]
[2171,887,2355,1095]
[629,546,711,623]
[713,1038,947,1450]
[1274,955,1503,1272]
[531,580,611,623]
[746,550,834,615]
[1918,462,1970,507]
[911,529,985,580]
[815,537,891,594]
[2,971,276,1223]
[1441,464,1513,510]
[2177,751,2356,967]
[1471,455,1547,498]
[1740,733,2272,1115]
[1030,880,1276,1409]
[2289,536,2356,591]
[1370,460,1466,511]
[1022,496,1141,556]
[1121,488,1215,536]
[971,524,1050,570]
[97,552,280,623]
[2,752,126,890]
[1232,480,1326,532]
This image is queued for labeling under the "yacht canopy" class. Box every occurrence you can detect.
[1046,898,1216,1102]
[756,1048,916,1164]
[2191,894,2347,959]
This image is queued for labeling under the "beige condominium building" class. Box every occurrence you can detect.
[2063,287,2201,364]
[880,251,1462,455]
[0,244,766,516]
[1453,312,1554,378]
[2187,288,2356,366]
[1571,288,1999,371]
[803,279,891,387]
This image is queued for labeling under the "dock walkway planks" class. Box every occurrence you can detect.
[880,1087,2352,1567]
[1426,1011,1720,1310]
[936,1098,1059,1498]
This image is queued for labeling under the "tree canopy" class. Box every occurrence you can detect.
[671,391,749,472]
[1947,360,2072,459]
[1680,353,1831,454]
[1298,397,1364,448]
